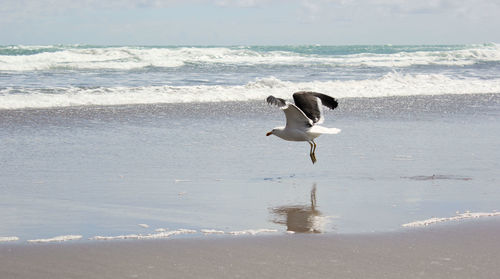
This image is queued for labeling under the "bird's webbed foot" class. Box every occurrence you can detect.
[310,152,317,164]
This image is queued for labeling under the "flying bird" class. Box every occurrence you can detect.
[266,91,341,164]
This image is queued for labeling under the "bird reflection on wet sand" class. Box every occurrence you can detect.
[270,184,327,233]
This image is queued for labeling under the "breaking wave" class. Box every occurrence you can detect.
[2,73,500,109]
[1,44,499,71]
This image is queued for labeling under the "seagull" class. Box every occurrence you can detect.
[266,91,341,164]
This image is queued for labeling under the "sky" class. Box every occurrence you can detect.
[1,0,500,45]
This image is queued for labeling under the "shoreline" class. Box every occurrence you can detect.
[1,92,499,113]
[2,212,500,246]
[1,219,499,278]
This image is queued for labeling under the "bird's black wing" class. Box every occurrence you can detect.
[292,91,338,123]
[266,95,287,108]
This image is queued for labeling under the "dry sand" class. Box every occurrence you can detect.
[1,220,499,279]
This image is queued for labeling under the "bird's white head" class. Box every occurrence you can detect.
[266,127,285,137]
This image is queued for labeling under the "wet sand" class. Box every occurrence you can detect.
[1,220,499,279]
[2,94,500,239]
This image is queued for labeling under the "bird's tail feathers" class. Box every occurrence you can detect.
[310,126,341,134]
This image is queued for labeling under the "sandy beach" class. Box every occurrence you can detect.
[1,219,499,279]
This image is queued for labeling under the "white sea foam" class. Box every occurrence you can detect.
[402,211,500,227]
[90,229,197,241]
[90,234,142,241]
[227,229,279,235]
[0,47,183,71]
[342,45,500,67]
[90,228,278,240]
[2,74,500,110]
[0,46,306,71]
[27,235,83,243]
[0,236,19,242]
[139,229,197,239]
[1,44,499,71]
[201,229,225,234]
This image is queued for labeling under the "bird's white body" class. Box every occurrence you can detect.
[271,125,340,142]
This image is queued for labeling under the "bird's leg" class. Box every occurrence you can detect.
[308,141,316,164]
[311,140,317,163]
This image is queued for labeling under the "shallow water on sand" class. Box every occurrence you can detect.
[1,94,499,241]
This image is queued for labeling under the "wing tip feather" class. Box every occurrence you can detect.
[266,95,287,108]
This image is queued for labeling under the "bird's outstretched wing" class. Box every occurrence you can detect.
[267,95,313,129]
[292,92,338,124]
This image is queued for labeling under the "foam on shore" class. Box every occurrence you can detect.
[90,228,280,240]
[402,211,500,227]
[1,228,282,244]
[90,229,197,241]
[228,229,279,235]
[27,235,83,243]
[0,236,19,242]
[201,229,225,234]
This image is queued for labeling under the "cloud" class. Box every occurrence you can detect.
[0,0,188,24]
[214,0,271,7]
[3,0,500,18]
[0,0,271,14]
[297,0,500,23]
[0,0,181,17]
[2,0,499,44]
[0,0,275,22]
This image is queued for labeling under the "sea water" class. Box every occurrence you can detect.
[1,45,500,242]
[2,44,500,109]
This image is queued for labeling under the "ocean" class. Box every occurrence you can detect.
[1,44,500,243]
[2,44,500,109]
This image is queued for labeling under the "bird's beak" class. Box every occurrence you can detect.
[266,131,272,136]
